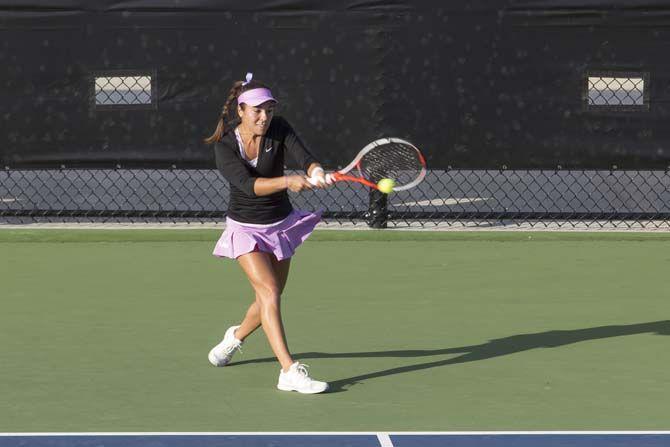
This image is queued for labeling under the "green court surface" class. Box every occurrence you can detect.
[1,230,669,432]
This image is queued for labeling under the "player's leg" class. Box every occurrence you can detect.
[238,252,328,393]
[208,254,290,367]
[236,251,294,371]
[234,256,291,341]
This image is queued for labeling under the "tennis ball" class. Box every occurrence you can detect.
[377,178,395,194]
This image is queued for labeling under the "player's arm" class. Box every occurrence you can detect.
[215,139,313,196]
[281,118,327,186]
[253,176,312,195]
[214,141,258,196]
[283,125,327,186]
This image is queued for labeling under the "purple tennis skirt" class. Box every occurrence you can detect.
[212,209,322,261]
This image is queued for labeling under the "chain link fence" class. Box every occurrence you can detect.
[586,72,649,111]
[2,73,668,229]
[1,167,669,229]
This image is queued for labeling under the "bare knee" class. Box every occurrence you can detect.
[255,285,280,309]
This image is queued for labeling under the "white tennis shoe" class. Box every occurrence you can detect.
[208,325,243,367]
[277,362,329,394]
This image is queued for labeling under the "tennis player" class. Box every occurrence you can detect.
[203,73,329,394]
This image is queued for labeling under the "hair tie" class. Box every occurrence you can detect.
[242,72,253,86]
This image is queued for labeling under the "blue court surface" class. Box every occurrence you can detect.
[1,432,669,447]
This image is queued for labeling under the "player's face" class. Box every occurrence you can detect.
[238,101,275,136]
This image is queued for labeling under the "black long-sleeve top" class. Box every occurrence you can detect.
[214,116,318,224]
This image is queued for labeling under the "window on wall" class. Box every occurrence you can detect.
[92,71,156,110]
[585,71,649,111]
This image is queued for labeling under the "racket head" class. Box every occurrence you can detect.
[337,138,427,191]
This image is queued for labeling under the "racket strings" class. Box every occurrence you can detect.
[359,142,424,186]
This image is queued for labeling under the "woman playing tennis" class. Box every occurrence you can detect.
[203,73,329,394]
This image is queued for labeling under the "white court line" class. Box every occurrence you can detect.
[377,432,394,447]
[2,431,670,436]
[392,197,489,207]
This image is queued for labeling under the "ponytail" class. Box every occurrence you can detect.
[203,81,244,145]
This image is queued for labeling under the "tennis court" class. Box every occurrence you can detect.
[2,230,669,438]
[3,2,670,444]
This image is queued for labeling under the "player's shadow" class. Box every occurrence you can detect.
[230,320,670,392]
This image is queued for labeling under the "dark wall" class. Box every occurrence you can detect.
[2,1,669,169]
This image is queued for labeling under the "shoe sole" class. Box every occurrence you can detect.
[277,384,329,394]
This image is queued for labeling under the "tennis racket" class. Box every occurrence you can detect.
[309,137,427,191]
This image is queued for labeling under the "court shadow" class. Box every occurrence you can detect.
[229,320,670,391]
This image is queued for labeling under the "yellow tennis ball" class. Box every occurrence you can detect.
[377,178,396,194]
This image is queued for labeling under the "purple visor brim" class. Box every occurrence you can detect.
[237,88,277,106]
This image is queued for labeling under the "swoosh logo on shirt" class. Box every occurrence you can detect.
[265,146,273,152]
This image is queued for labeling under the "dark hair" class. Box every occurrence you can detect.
[203,79,271,145]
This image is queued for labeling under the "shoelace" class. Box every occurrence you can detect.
[295,363,310,378]
[222,342,242,356]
